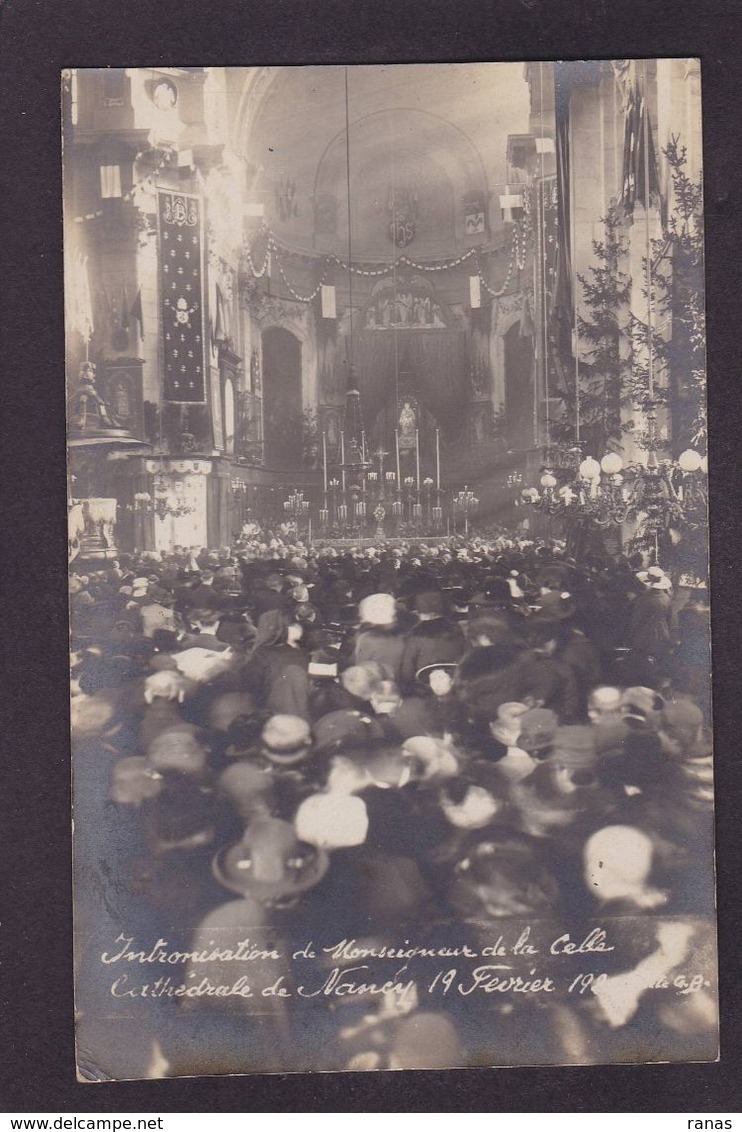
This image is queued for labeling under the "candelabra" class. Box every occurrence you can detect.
[283,488,311,537]
[453,485,479,536]
[423,477,434,528]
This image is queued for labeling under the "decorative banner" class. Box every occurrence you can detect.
[158,190,206,403]
[463,190,486,235]
[321,284,336,319]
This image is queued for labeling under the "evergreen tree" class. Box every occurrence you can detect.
[551,207,633,457]
[630,137,706,454]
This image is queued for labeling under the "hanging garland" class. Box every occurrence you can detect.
[242,221,524,304]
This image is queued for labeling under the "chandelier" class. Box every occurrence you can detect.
[152,473,196,521]
[523,445,707,536]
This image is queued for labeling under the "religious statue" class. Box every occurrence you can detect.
[398,401,416,439]
[70,362,121,431]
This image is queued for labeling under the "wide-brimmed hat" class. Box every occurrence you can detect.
[261,714,312,764]
[147,724,207,776]
[212,817,329,902]
[415,662,459,688]
[637,566,673,591]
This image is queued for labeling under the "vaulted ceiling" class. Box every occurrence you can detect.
[229,64,531,261]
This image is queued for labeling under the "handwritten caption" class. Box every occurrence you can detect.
[98,927,712,1004]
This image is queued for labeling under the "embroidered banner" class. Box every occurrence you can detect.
[158,191,206,402]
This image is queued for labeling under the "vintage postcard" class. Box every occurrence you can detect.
[65,61,716,1080]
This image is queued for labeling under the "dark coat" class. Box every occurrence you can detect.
[354,627,406,684]
[244,643,310,719]
[627,589,678,657]
[399,617,465,690]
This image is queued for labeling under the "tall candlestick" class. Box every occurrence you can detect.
[395,429,401,485]
[436,428,441,491]
[415,429,420,491]
[322,431,328,492]
[361,431,366,462]
[340,431,346,492]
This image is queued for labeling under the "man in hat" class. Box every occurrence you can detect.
[399,589,465,692]
[626,567,679,683]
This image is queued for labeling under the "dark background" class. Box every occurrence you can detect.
[1,0,740,1113]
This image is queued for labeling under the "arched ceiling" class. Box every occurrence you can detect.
[231,64,531,260]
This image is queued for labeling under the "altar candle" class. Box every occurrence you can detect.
[340,431,346,492]
[436,428,441,491]
[395,429,401,484]
[415,429,420,490]
[322,432,328,492]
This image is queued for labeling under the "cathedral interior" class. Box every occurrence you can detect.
[64,62,703,558]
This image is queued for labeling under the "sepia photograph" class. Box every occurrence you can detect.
[63,61,717,1081]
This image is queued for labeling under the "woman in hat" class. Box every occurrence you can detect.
[243,608,310,720]
[414,663,467,739]
[353,593,406,685]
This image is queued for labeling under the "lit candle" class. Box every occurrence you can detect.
[340,431,346,492]
[415,429,420,490]
[395,429,401,485]
[361,431,366,462]
[322,431,328,492]
[436,428,441,491]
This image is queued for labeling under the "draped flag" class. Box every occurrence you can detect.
[130,289,144,338]
[121,282,130,331]
[552,62,573,342]
[621,85,661,212]
[519,290,534,338]
[158,191,206,402]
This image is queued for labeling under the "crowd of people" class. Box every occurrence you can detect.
[70,531,717,1078]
